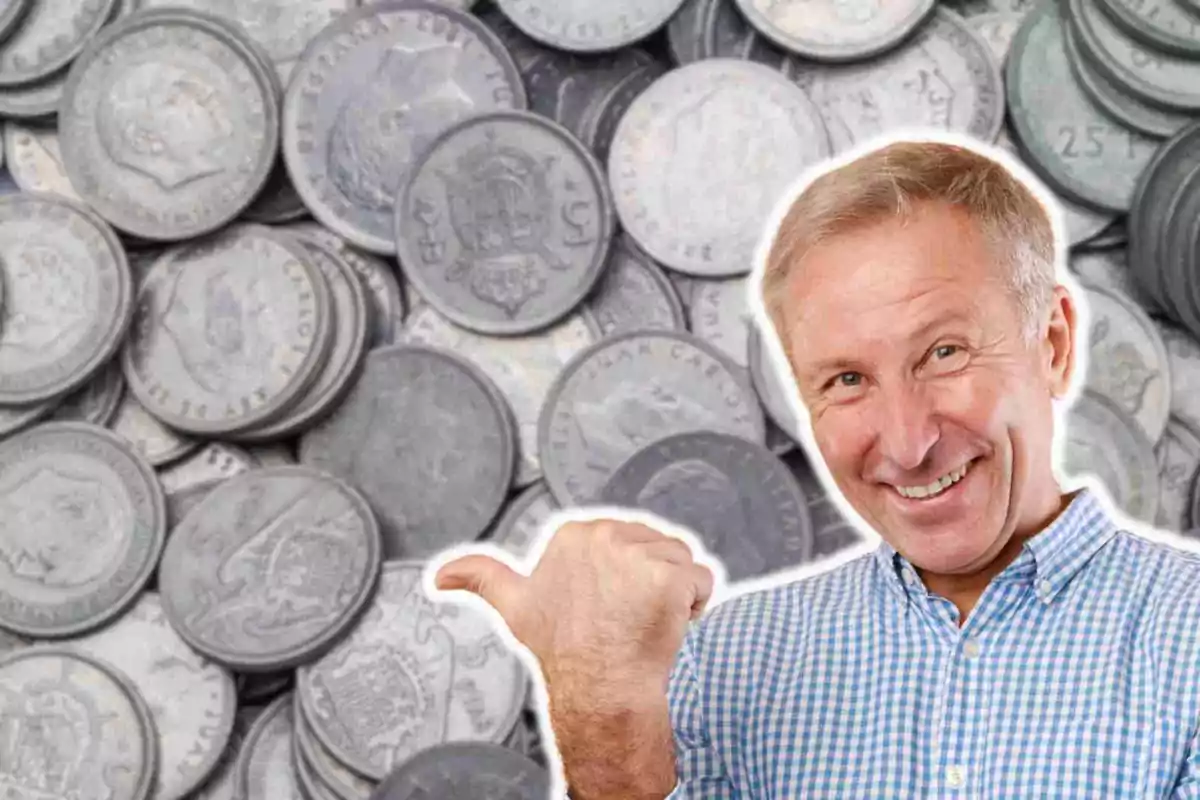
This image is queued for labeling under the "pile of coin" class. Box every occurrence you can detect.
[3,0,1200,797]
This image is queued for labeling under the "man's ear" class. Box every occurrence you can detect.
[1043,285,1077,399]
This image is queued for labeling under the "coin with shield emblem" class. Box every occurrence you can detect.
[396,110,614,335]
[0,647,158,800]
[158,466,382,671]
[298,560,527,781]
[0,422,165,638]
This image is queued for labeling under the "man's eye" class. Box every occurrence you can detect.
[836,372,862,387]
[934,345,959,359]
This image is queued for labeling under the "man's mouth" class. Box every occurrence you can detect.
[892,459,974,500]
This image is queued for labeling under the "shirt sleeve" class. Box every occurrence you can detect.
[1173,720,1200,797]
[665,625,738,799]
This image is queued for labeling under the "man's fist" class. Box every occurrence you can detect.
[434,518,715,701]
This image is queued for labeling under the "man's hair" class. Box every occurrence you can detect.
[760,140,1057,350]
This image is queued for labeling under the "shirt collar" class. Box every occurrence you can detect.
[873,489,1120,603]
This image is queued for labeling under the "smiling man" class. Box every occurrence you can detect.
[434,138,1200,799]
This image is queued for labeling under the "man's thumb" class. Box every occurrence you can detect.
[434,554,524,617]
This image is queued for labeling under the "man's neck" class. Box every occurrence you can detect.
[920,490,1075,627]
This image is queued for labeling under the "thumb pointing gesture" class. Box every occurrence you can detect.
[434,553,526,623]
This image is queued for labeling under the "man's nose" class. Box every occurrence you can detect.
[874,384,940,472]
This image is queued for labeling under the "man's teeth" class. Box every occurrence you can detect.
[895,461,971,499]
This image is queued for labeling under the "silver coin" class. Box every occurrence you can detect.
[396,110,614,335]
[0,422,165,639]
[747,326,804,445]
[157,442,263,499]
[688,275,751,367]
[1159,322,1200,434]
[539,330,766,505]
[786,8,1005,153]
[241,159,310,225]
[667,0,707,64]
[110,390,198,467]
[159,466,382,671]
[298,344,515,559]
[578,60,669,168]
[0,0,28,43]
[1154,415,1200,531]
[283,1,526,256]
[474,3,549,73]
[486,481,558,558]
[0,65,66,119]
[1095,0,1200,59]
[733,0,935,62]
[288,222,405,349]
[966,10,1023,62]
[235,694,302,800]
[0,397,53,438]
[600,430,813,580]
[399,305,599,486]
[587,233,687,337]
[248,443,296,468]
[523,47,656,140]
[1006,3,1159,213]
[121,225,334,436]
[132,0,359,83]
[0,0,116,87]
[68,592,239,800]
[494,0,686,52]
[294,697,374,800]
[234,237,369,442]
[0,647,157,800]
[1079,280,1171,444]
[784,449,864,558]
[610,59,830,278]
[52,359,124,427]
[1069,248,1154,311]
[3,121,84,202]
[297,560,527,781]
[372,743,550,800]
[1063,388,1159,522]
[0,193,133,405]
[59,9,281,241]
[1071,0,1200,112]
[191,705,264,800]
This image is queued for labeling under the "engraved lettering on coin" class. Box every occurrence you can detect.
[609,59,830,277]
[284,2,525,255]
[0,423,165,638]
[397,110,614,334]
[735,0,935,61]
[400,305,598,485]
[68,592,238,800]
[0,648,156,800]
[539,330,766,505]
[0,194,133,405]
[158,466,381,671]
[786,8,1004,153]
[298,561,527,781]
[121,225,332,436]
[689,275,751,367]
[60,11,280,240]
[298,344,515,559]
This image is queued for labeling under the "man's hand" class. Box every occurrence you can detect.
[434,519,715,799]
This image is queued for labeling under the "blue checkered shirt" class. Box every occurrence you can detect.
[666,490,1200,798]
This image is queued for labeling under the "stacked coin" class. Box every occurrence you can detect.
[4,0,1200,795]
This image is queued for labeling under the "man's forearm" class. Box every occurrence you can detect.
[548,684,678,800]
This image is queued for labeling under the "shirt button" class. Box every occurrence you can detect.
[963,639,981,659]
[903,569,918,586]
[946,765,966,789]
[1037,579,1053,598]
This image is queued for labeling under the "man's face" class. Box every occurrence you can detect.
[783,201,1074,575]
